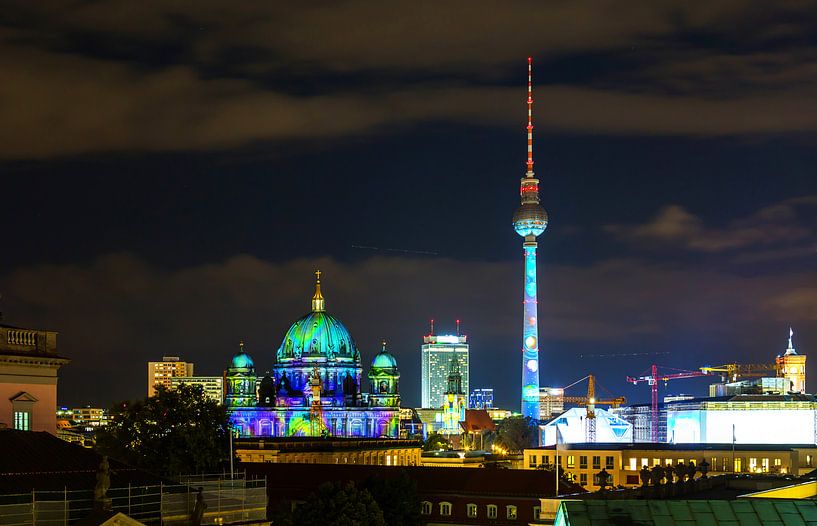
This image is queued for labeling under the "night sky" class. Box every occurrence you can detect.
[1,2,816,410]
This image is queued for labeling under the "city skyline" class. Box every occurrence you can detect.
[0,3,815,410]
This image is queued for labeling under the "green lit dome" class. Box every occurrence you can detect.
[277,311,359,362]
[371,346,398,370]
[230,342,255,370]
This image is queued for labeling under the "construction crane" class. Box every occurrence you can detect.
[561,374,626,442]
[626,365,709,443]
[699,363,779,383]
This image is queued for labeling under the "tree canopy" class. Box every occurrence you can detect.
[422,432,450,451]
[96,384,229,474]
[363,471,421,526]
[277,481,386,526]
[493,416,538,454]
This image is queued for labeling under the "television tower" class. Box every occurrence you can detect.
[513,57,548,420]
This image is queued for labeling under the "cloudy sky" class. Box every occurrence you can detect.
[1,1,815,409]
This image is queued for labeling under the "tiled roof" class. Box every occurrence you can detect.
[0,430,166,492]
[460,409,496,432]
[247,462,585,499]
[558,499,817,525]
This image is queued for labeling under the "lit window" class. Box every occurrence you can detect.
[487,505,497,519]
[440,502,451,516]
[13,411,30,431]
[774,458,782,467]
[467,503,477,518]
[762,458,769,472]
[749,458,758,471]
[807,455,813,467]
[567,455,575,468]
[628,458,636,471]
[421,502,431,515]
[506,505,517,519]
[653,458,660,467]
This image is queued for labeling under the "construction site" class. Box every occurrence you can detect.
[539,329,810,445]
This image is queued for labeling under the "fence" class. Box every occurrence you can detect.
[0,475,266,525]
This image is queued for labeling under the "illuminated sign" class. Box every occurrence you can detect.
[434,335,462,344]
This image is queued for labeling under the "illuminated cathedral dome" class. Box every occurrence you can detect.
[276,271,359,363]
[231,342,255,370]
[513,203,548,237]
[371,344,398,370]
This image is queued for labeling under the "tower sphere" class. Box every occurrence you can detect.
[513,203,548,237]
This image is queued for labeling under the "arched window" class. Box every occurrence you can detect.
[506,505,517,519]
[420,501,432,515]
[487,505,498,519]
[467,503,478,518]
[439,502,452,516]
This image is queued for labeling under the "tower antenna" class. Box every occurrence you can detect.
[430,319,435,336]
[456,319,461,335]
[526,56,534,176]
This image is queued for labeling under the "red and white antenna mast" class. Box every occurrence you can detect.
[526,56,534,176]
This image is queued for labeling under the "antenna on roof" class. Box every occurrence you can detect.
[456,319,461,335]
[430,319,434,335]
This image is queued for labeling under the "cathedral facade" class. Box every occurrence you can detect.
[226,272,401,438]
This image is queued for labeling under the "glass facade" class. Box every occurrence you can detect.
[421,335,469,408]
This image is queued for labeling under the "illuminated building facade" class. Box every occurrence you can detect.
[777,328,806,393]
[513,58,548,420]
[170,375,225,404]
[226,272,400,438]
[441,356,467,435]
[0,323,68,434]
[470,388,494,409]
[421,333,469,408]
[147,356,194,397]
[524,443,817,489]
[539,387,565,421]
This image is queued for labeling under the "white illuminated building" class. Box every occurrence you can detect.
[667,398,817,445]
[540,407,633,446]
[421,334,469,408]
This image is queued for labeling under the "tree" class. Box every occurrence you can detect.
[363,471,421,526]
[422,432,450,451]
[96,384,229,474]
[493,416,537,454]
[277,481,386,526]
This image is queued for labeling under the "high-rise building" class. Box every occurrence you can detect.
[147,356,194,397]
[777,328,806,393]
[421,333,469,408]
[71,407,110,427]
[512,57,548,420]
[170,376,225,404]
[539,387,564,421]
[469,388,494,409]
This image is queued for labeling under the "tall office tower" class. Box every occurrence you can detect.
[147,356,194,397]
[512,57,548,420]
[538,387,564,421]
[421,333,469,408]
[469,388,494,409]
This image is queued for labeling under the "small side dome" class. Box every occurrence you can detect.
[231,341,255,370]
[371,342,399,370]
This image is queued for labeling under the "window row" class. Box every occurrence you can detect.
[528,454,615,470]
[420,501,525,520]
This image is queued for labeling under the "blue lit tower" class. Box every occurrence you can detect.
[513,57,548,420]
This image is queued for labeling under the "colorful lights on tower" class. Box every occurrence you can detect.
[512,57,548,420]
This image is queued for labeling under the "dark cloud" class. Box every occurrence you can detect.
[2,251,813,408]
[3,2,817,158]
[606,195,817,253]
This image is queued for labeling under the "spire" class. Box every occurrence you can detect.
[786,327,797,355]
[311,270,325,312]
[381,340,387,353]
[526,56,534,177]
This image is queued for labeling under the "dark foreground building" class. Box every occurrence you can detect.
[245,462,584,524]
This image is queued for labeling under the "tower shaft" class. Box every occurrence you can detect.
[521,238,540,419]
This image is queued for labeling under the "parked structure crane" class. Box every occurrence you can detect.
[626,365,709,443]
[562,374,626,442]
[699,362,779,383]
